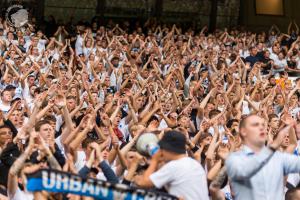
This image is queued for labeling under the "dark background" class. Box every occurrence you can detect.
[1,0,300,32]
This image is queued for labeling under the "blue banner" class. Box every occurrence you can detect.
[26,169,177,200]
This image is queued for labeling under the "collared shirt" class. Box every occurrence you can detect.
[226,145,300,200]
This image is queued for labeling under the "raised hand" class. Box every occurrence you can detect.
[270,125,292,150]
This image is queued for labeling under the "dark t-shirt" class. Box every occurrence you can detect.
[260,57,272,74]
[245,55,260,67]
[288,60,297,69]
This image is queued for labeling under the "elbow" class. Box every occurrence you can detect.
[209,184,219,195]
[137,176,153,188]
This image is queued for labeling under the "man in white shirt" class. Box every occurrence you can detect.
[0,88,12,114]
[226,114,300,200]
[135,130,209,200]
[75,32,84,55]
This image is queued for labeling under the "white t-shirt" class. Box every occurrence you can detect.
[242,100,250,115]
[55,135,66,157]
[208,125,225,136]
[9,188,33,200]
[150,157,209,200]
[118,118,130,141]
[273,57,287,72]
[75,35,84,55]
[158,119,168,130]
[290,107,300,119]
[0,102,11,114]
[74,150,86,171]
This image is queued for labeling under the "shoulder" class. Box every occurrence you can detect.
[168,157,201,169]
[226,150,245,164]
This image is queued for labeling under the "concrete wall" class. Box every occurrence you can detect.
[240,0,299,32]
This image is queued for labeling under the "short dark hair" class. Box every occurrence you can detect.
[44,115,56,123]
[82,138,94,149]
[226,119,239,129]
[268,114,278,122]
[239,114,258,130]
[0,124,12,132]
[1,88,10,96]
[285,188,300,200]
[35,120,50,132]
[66,96,76,101]
[34,87,42,95]
[148,115,159,123]
[209,109,221,119]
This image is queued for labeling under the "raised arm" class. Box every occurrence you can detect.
[226,126,290,180]
[8,133,35,197]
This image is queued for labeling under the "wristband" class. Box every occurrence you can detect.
[269,146,277,152]
[191,145,200,153]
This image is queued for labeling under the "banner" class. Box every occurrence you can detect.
[26,169,178,200]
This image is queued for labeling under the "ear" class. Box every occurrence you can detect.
[239,127,246,139]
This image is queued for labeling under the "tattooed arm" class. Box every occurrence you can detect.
[209,166,227,200]
[40,137,62,170]
[8,141,34,197]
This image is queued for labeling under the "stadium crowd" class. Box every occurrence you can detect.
[0,15,299,200]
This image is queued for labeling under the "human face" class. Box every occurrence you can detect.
[28,76,35,86]
[113,112,122,127]
[290,95,298,105]
[165,102,172,112]
[276,94,284,105]
[270,117,279,129]
[102,148,110,160]
[217,94,225,105]
[269,78,276,85]
[178,116,189,128]
[282,135,290,148]
[30,86,37,96]
[2,91,12,103]
[32,48,38,55]
[251,48,257,56]
[0,127,12,147]
[100,126,110,137]
[9,110,20,125]
[39,124,54,143]
[206,103,215,112]
[267,105,275,114]
[136,97,144,110]
[126,151,136,167]
[5,74,12,84]
[264,51,270,58]
[104,77,110,87]
[278,53,284,60]
[67,99,76,111]
[91,93,98,103]
[231,121,239,134]
[169,112,178,121]
[240,115,267,150]
[70,88,77,96]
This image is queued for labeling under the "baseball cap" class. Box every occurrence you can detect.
[158,130,186,154]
